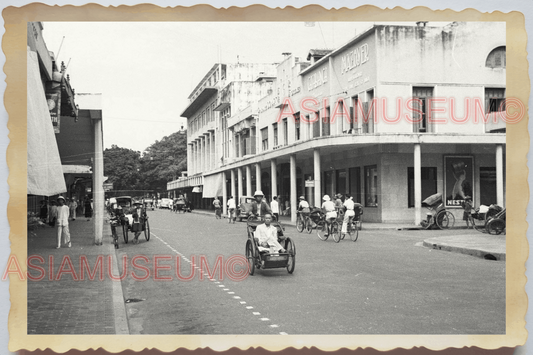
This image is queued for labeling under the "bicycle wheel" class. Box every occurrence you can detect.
[305,217,313,234]
[245,240,255,276]
[487,218,505,235]
[436,211,455,229]
[332,221,341,243]
[285,238,295,274]
[144,219,150,241]
[122,224,129,244]
[296,216,304,233]
[350,222,359,242]
[317,222,329,241]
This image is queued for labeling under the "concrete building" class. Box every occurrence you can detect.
[169,22,506,224]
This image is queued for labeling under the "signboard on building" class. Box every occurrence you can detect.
[305,180,315,187]
[45,91,61,133]
[103,183,113,191]
[444,156,474,207]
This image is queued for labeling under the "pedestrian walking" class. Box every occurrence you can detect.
[270,196,279,221]
[227,196,236,223]
[68,198,78,221]
[55,196,71,249]
[461,196,474,228]
[39,200,48,223]
[84,197,93,220]
[213,197,222,219]
[48,201,58,227]
[131,203,143,244]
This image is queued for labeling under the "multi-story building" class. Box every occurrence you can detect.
[170,21,506,224]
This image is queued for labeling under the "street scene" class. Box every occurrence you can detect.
[24,19,510,342]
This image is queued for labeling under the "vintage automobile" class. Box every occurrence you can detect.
[114,196,150,244]
[159,198,173,210]
[236,196,255,222]
[143,197,155,210]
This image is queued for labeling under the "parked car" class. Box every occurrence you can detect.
[236,196,255,222]
[159,198,173,209]
[143,197,154,210]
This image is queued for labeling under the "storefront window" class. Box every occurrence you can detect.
[407,167,437,207]
[273,123,278,146]
[294,113,300,141]
[349,167,361,203]
[364,165,378,207]
[261,127,268,151]
[479,167,497,205]
[412,87,433,133]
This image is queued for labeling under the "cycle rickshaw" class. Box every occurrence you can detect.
[115,196,150,244]
[245,215,295,275]
[420,193,455,229]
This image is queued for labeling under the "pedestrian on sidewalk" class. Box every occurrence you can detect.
[131,203,143,244]
[55,196,71,249]
[270,196,279,221]
[48,201,58,227]
[227,196,236,223]
[213,197,222,219]
[84,197,93,221]
[461,196,474,229]
[39,200,48,223]
[68,198,78,221]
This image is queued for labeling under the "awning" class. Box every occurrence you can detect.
[27,48,67,196]
[62,165,92,174]
[201,173,223,198]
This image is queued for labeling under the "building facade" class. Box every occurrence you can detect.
[169,22,506,224]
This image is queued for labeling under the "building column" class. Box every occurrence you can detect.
[496,144,504,207]
[93,118,104,245]
[237,167,243,201]
[271,159,278,198]
[255,163,262,194]
[211,132,216,169]
[246,165,252,196]
[201,136,206,172]
[290,154,297,223]
[313,149,321,208]
[230,169,236,200]
[222,171,228,216]
[195,141,199,175]
[205,134,211,171]
[414,143,422,225]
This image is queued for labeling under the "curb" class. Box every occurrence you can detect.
[108,233,130,334]
[422,239,506,261]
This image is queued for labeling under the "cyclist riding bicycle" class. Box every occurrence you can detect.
[321,195,337,237]
[341,194,356,237]
[298,196,310,214]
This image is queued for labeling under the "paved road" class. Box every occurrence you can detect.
[115,209,505,335]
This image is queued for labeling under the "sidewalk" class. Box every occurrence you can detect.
[192,209,506,260]
[27,218,129,334]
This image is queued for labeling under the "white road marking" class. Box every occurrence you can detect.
[260,318,270,321]
[253,312,260,315]
[270,325,279,328]
[233,296,241,299]
[279,332,288,335]
[227,292,235,294]
[246,306,253,309]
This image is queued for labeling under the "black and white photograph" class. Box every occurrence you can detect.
[5,3,530,354]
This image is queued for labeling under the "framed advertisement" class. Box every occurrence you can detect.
[444,156,474,208]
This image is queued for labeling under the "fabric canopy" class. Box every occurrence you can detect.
[201,173,223,198]
[27,48,67,196]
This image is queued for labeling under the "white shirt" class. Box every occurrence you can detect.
[56,205,70,226]
[343,199,355,210]
[227,198,236,209]
[321,200,336,212]
[270,200,279,213]
[299,200,310,209]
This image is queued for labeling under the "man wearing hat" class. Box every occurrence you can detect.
[250,190,272,218]
[68,197,78,221]
[55,196,71,248]
[321,195,337,237]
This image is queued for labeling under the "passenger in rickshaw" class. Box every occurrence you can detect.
[131,202,143,245]
[321,195,337,237]
[254,213,286,254]
[249,190,272,218]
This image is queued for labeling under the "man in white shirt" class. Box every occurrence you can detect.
[321,195,337,236]
[254,213,285,254]
[227,196,236,224]
[341,194,356,236]
[270,196,279,221]
[56,196,71,249]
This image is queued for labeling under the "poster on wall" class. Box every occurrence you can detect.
[444,156,474,207]
[45,91,61,133]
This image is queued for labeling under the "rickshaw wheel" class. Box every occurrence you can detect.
[317,223,329,241]
[349,221,359,242]
[122,225,129,244]
[286,238,295,274]
[245,240,255,275]
[487,218,505,235]
[144,219,150,241]
[436,211,455,229]
[296,217,304,233]
[332,221,341,243]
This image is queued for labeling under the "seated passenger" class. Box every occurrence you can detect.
[254,213,285,253]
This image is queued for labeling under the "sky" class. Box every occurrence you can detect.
[40,21,391,153]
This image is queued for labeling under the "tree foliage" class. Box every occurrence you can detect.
[103,131,188,194]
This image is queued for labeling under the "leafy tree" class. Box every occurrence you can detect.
[103,145,142,191]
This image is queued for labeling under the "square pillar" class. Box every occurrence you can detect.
[271,159,278,198]
[313,149,321,208]
[290,154,297,223]
[414,143,422,225]
[256,163,262,193]
[246,165,252,196]
[496,144,504,207]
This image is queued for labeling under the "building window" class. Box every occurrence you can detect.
[364,165,378,207]
[486,46,506,69]
[312,112,320,138]
[485,88,506,113]
[479,167,497,206]
[273,123,278,147]
[294,113,300,141]
[283,118,288,145]
[407,167,437,208]
[261,127,269,151]
[349,167,362,203]
[412,87,433,133]
[350,96,358,133]
[362,90,375,134]
[321,107,330,136]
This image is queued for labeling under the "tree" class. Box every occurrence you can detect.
[103,145,142,191]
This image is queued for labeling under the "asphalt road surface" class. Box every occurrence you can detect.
[113,209,505,335]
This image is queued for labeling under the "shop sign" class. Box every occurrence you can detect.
[305,180,315,187]
[46,91,61,133]
[444,156,474,207]
[103,183,113,191]
[341,43,370,74]
[307,66,328,91]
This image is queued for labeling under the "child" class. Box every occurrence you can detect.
[55,196,71,248]
[461,196,474,229]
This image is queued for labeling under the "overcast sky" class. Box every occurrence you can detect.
[41,21,436,153]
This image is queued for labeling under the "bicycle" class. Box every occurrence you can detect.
[109,215,120,249]
[316,212,341,242]
[341,205,363,242]
[296,211,311,233]
[420,202,455,229]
